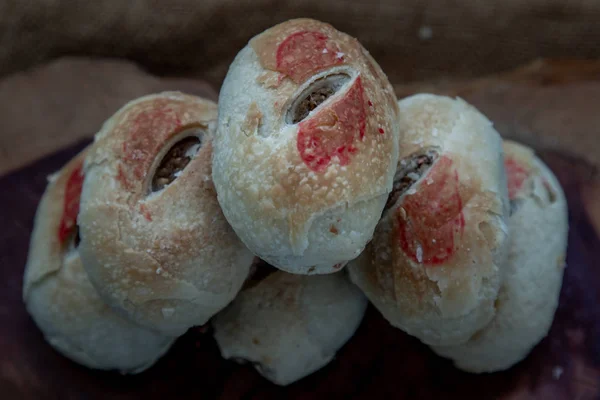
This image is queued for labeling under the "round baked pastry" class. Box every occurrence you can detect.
[348,94,510,346]
[78,92,254,336]
[23,148,174,374]
[431,140,568,372]
[213,266,367,386]
[212,18,400,274]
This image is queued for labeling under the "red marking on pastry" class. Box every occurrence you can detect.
[117,101,182,188]
[276,31,343,83]
[505,157,530,199]
[116,165,131,190]
[368,100,373,107]
[378,128,385,134]
[58,161,84,243]
[297,77,366,172]
[140,204,152,221]
[397,156,465,265]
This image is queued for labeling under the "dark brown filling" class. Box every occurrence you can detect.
[292,87,335,123]
[287,73,350,124]
[543,181,557,204]
[74,225,81,248]
[151,136,201,192]
[385,149,439,211]
[63,225,80,254]
[509,199,523,216]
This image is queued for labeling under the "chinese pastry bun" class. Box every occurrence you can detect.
[78,92,254,336]
[23,148,175,374]
[213,18,400,275]
[213,265,367,386]
[349,94,510,346]
[431,140,568,372]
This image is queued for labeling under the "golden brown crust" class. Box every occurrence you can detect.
[349,94,509,346]
[79,92,254,336]
[250,19,356,83]
[214,19,399,273]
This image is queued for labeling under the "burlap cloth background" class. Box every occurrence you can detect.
[2,0,600,86]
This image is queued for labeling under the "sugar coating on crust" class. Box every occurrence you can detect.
[431,140,568,372]
[23,149,174,373]
[213,19,399,273]
[349,94,510,346]
[213,271,367,385]
[79,92,254,336]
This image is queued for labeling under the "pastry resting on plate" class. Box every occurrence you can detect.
[23,148,175,374]
[431,140,568,372]
[78,92,254,336]
[213,18,400,274]
[349,94,510,346]
[213,266,367,385]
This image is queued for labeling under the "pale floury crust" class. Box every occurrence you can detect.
[212,271,367,386]
[213,19,400,274]
[23,148,175,374]
[78,92,254,336]
[431,140,568,372]
[349,94,510,346]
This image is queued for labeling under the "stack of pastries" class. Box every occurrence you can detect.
[23,19,568,385]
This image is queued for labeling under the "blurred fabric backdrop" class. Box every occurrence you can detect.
[2,0,600,87]
[0,0,599,175]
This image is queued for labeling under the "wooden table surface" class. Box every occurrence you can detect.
[0,58,599,399]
